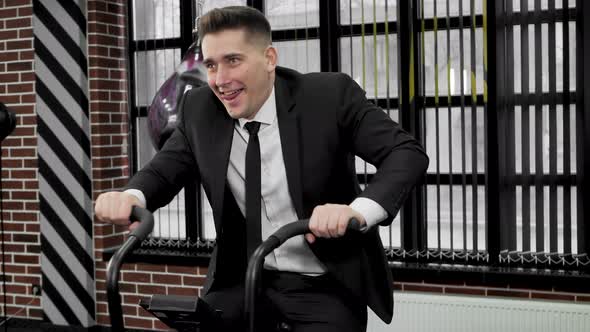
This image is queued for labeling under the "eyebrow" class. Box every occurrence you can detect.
[203,53,243,66]
[224,53,242,59]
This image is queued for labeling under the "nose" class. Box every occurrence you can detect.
[215,65,230,87]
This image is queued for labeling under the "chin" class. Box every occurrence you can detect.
[225,108,245,119]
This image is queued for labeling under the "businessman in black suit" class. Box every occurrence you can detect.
[95,6,428,332]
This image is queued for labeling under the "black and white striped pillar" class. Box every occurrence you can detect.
[34,0,95,327]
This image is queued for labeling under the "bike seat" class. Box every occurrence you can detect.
[139,294,222,332]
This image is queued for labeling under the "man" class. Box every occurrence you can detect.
[95,6,428,332]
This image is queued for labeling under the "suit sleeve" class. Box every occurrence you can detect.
[125,93,198,212]
[337,75,429,226]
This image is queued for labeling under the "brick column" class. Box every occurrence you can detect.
[87,0,132,327]
[0,0,42,321]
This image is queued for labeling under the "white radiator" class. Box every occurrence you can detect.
[368,292,590,332]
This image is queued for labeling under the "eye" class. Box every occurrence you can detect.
[229,57,239,65]
[205,63,216,71]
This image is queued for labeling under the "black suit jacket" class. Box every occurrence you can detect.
[127,67,429,323]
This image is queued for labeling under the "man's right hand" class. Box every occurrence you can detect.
[94,191,144,230]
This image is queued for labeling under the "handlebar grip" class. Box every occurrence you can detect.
[270,217,362,245]
[107,205,153,331]
[128,206,154,241]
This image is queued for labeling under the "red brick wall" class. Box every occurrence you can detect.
[88,0,130,253]
[0,0,41,321]
[87,0,132,324]
[1,0,589,330]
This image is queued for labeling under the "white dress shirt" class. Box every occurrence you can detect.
[127,87,388,274]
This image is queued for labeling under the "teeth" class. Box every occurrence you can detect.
[220,88,242,96]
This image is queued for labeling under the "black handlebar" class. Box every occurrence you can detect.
[127,206,154,240]
[106,206,154,332]
[244,218,361,332]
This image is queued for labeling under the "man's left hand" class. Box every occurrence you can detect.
[306,204,366,243]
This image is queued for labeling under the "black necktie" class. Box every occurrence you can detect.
[244,121,262,259]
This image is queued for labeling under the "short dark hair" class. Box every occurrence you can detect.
[197,6,271,46]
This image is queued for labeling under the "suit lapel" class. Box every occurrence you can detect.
[275,76,305,218]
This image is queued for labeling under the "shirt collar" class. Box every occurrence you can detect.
[238,87,276,129]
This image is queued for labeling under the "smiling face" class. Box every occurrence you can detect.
[202,28,277,120]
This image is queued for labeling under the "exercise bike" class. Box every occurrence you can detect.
[106,206,360,332]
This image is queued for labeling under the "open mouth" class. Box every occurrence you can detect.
[219,88,244,101]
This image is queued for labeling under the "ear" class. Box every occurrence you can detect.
[264,45,277,72]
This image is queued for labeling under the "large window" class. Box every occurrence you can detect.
[418,0,487,261]
[495,0,582,266]
[126,0,590,279]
